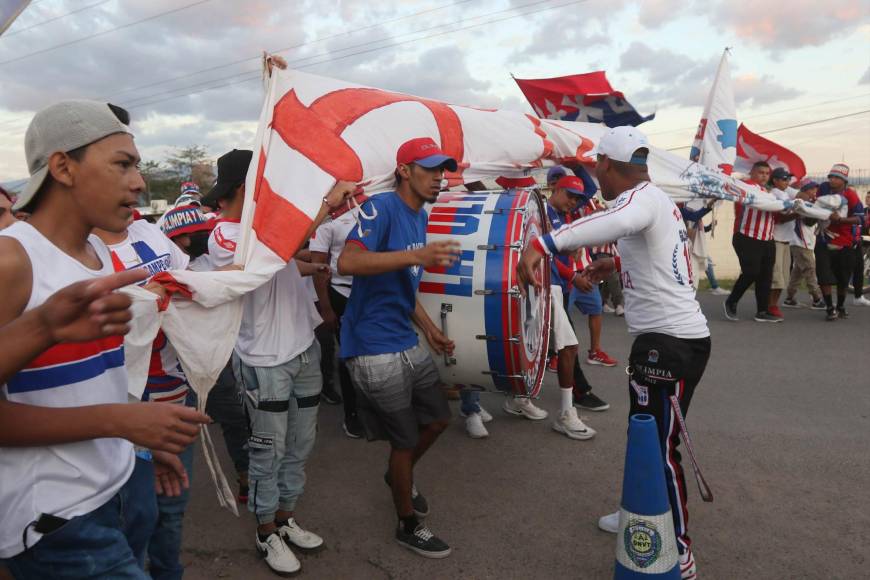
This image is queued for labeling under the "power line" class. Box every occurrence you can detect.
[647,93,870,137]
[119,0,565,108]
[103,0,478,101]
[1,0,114,39]
[665,109,870,151]
[0,0,214,66]
[123,0,589,111]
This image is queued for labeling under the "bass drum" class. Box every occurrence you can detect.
[416,189,551,397]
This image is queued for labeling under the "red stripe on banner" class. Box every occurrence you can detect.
[252,176,313,262]
[426,224,456,235]
[525,114,554,166]
[26,335,124,369]
[252,148,267,203]
[272,87,467,184]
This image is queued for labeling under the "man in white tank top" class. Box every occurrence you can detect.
[0,100,209,579]
[519,126,711,580]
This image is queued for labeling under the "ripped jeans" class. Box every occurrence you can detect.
[235,341,322,525]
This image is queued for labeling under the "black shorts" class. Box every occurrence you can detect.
[815,245,854,287]
[346,344,450,449]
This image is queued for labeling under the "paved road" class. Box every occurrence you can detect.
[182,292,870,579]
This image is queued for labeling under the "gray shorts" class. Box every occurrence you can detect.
[346,343,450,449]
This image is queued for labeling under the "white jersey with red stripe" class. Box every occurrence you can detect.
[0,221,134,558]
[536,182,709,339]
[107,220,190,404]
[733,180,775,241]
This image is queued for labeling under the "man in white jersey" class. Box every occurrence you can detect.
[203,148,353,576]
[518,126,711,580]
[94,216,197,580]
[0,100,209,579]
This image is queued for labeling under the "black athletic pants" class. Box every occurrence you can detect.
[627,332,712,555]
[328,285,358,421]
[727,232,775,314]
[853,244,865,298]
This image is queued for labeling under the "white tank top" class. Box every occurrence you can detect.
[0,221,134,558]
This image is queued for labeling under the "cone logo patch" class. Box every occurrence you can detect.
[624,518,662,568]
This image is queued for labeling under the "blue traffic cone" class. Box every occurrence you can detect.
[614,414,680,579]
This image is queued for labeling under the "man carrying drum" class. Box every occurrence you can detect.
[517,126,711,580]
[338,137,461,559]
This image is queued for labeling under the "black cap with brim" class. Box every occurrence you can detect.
[202,149,253,207]
[201,180,235,208]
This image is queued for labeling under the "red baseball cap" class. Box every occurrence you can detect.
[495,176,536,189]
[555,175,585,196]
[396,137,458,172]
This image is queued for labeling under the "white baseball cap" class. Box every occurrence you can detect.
[594,126,650,165]
[15,100,132,211]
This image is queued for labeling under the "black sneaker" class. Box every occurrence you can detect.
[342,415,364,439]
[753,311,783,323]
[826,308,838,321]
[384,474,429,517]
[320,384,342,405]
[837,308,849,319]
[810,299,827,310]
[782,298,800,308]
[574,391,610,411]
[723,301,739,321]
[395,523,451,559]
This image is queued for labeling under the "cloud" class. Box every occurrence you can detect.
[861,66,870,84]
[620,42,801,109]
[637,0,689,28]
[509,0,627,62]
[707,0,866,51]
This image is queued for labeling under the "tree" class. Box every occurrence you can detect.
[161,145,215,202]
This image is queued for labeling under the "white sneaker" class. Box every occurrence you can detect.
[602,304,615,313]
[551,408,596,440]
[597,511,619,533]
[460,404,493,423]
[680,548,697,579]
[465,413,489,439]
[614,305,625,317]
[853,296,870,306]
[256,531,301,575]
[503,397,548,420]
[709,287,730,296]
[278,518,324,551]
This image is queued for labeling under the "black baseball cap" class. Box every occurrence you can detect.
[202,149,253,207]
[770,167,792,181]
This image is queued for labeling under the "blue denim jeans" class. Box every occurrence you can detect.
[147,392,197,580]
[4,457,157,579]
[236,341,322,524]
[460,390,481,415]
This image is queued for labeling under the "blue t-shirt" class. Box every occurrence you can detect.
[340,192,427,358]
[546,202,573,293]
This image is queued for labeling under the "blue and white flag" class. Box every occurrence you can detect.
[689,49,737,175]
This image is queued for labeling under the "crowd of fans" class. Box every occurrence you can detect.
[0,93,865,580]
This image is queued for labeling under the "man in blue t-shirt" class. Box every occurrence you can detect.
[338,137,461,559]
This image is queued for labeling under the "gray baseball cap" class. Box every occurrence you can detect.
[15,100,132,211]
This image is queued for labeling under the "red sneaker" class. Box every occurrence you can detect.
[546,355,558,373]
[768,306,784,319]
[587,349,617,367]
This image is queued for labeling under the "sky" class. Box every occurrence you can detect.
[0,0,868,183]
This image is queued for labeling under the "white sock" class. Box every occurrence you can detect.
[560,387,574,413]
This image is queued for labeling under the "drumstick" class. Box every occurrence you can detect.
[669,395,713,502]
